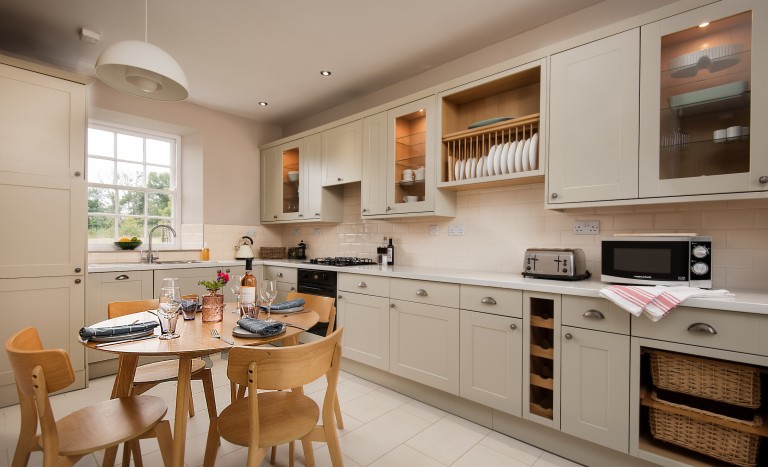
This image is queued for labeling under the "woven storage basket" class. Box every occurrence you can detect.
[647,391,762,466]
[259,247,286,259]
[648,349,761,408]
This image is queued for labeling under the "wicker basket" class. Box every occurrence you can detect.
[259,247,286,259]
[646,391,763,466]
[648,349,761,408]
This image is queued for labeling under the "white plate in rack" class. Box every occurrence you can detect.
[454,159,460,181]
[521,137,531,172]
[529,133,539,170]
[476,156,485,178]
[514,138,525,172]
[486,145,497,176]
[507,140,517,173]
[499,142,509,174]
[493,144,503,175]
[469,157,477,178]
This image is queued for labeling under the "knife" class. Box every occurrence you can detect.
[93,334,158,348]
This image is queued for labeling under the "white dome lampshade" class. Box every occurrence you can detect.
[95,40,189,101]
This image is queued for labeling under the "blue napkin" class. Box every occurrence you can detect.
[236,318,286,336]
[258,298,305,311]
[79,321,159,341]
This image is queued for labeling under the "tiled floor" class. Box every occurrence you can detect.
[0,354,582,467]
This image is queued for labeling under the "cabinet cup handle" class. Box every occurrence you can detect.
[509,323,517,331]
[358,282,367,288]
[415,289,428,296]
[115,274,130,281]
[687,322,717,335]
[74,278,82,284]
[759,176,768,184]
[564,333,573,340]
[481,297,497,305]
[583,309,605,320]
[277,272,284,277]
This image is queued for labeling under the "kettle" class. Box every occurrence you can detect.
[234,236,255,259]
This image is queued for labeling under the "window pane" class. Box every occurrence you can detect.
[87,158,115,184]
[147,139,171,165]
[88,215,114,241]
[116,161,145,187]
[116,133,143,162]
[148,193,172,216]
[148,219,175,244]
[88,187,115,213]
[118,190,145,215]
[147,166,171,189]
[118,217,144,239]
[88,128,114,157]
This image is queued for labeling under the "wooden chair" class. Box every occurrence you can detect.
[204,328,344,467]
[5,327,174,467]
[108,299,217,466]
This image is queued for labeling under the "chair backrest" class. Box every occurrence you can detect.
[108,299,160,319]
[5,327,74,396]
[286,292,336,334]
[227,328,343,390]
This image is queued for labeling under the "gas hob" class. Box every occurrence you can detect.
[307,257,376,267]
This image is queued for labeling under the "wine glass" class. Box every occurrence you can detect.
[158,286,181,340]
[230,275,243,314]
[259,280,277,322]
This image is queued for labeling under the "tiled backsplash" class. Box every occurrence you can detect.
[280,183,768,292]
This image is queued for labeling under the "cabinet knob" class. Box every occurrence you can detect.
[74,267,82,273]
[290,287,295,291]
[386,206,392,211]
[337,177,343,181]
[299,213,304,217]
[415,288,428,296]
[226,269,231,273]
[687,322,717,335]
[760,176,768,184]
[509,323,517,331]
[362,208,368,213]
[115,274,130,281]
[74,278,82,284]
[277,272,283,277]
[583,309,605,320]
[273,215,278,219]
[358,282,367,288]
[338,295,343,300]
[564,333,573,340]
[74,171,81,177]
[390,303,396,308]
[551,192,558,199]
[481,297,497,305]
[315,212,320,216]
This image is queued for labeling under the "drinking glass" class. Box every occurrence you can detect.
[230,275,243,313]
[158,286,181,339]
[259,280,277,322]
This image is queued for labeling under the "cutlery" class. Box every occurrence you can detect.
[210,328,234,345]
[93,334,157,348]
[277,321,309,331]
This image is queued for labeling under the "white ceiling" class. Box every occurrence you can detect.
[1,0,656,127]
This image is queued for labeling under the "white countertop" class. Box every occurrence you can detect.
[90,259,768,315]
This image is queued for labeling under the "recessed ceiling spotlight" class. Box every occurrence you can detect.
[320,70,332,76]
[258,101,268,106]
[699,21,710,28]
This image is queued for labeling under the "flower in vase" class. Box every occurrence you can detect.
[198,272,229,295]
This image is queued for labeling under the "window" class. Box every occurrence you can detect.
[87,121,180,248]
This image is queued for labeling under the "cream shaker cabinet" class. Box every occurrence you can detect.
[547,29,640,205]
[361,111,389,216]
[639,0,768,198]
[322,120,362,186]
[154,265,245,303]
[337,274,390,371]
[263,265,297,303]
[260,145,280,222]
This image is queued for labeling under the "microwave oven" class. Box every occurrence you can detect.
[601,236,712,288]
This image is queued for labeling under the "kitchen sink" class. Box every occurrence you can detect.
[152,260,205,264]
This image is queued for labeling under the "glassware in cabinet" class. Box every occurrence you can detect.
[281,144,300,215]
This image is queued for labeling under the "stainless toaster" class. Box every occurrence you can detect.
[522,248,590,281]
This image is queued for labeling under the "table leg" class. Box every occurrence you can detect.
[171,355,193,467]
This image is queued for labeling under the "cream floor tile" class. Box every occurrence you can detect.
[479,430,544,465]
[400,398,448,423]
[405,414,491,465]
[533,452,584,467]
[299,443,363,467]
[340,386,411,423]
[340,374,384,395]
[369,444,445,467]
[339,407,434,465]
[453,443,530,467]
[184,430,246,467]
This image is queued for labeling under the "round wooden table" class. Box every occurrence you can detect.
[83,304,319,467]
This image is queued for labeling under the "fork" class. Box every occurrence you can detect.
[210,329,234,345]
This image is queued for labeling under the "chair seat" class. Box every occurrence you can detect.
[133,358,206,384]
[217,391,319,447]
[49,395,168,456]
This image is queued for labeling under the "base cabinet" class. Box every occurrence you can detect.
[263,265,296,303]
[459,310,522,415]
[337,291,390,371]
[154,265,245,303]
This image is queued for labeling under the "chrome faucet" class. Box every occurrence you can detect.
[141,224,177,263]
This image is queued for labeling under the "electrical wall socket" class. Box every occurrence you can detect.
[448,224,465,236]
[313,228,322,237]
[573,220,600,235]
[428,225,439,236]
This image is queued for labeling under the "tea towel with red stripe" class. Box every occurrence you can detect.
[598,285,733,321]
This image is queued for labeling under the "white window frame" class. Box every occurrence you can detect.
[87,120,181,250]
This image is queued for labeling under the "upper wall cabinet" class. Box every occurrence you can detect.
[322,120,362,187]
[547,30,640,205]
[639,0,767,198]
[438,59,546,191]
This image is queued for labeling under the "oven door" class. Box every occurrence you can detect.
[296,269,337,339]
[601,240,690,286]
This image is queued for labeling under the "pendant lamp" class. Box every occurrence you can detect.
[95,0,188,101]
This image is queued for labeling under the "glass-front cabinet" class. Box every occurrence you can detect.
[389,98,431,214]
[639,0,767,197]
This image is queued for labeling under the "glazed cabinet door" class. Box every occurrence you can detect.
[548,29,640,204]
[337,291,390,371]
[322,120,362,186]
[561,326,630,453]
[639,0,768,197]
[459,310,522,416]
[277,140,303,221]
[361,111,388,216]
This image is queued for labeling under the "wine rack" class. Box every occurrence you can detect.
[528,296,556,420]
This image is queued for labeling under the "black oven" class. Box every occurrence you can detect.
[297,268,337,336]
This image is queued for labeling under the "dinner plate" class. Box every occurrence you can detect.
[459,159,466,180]
[521,137,532,171]
[507,140,517,173]
[514,138,525,172]
[486,145,497,176]
[476,156,485,178]
[454,159,460,181]
[529,133,539,170]
[499,142,509,174]
[493,144,503,175]
[469,157,477,178]
[232,325,287,338]
[88,329,154,343]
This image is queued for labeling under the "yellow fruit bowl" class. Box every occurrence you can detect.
[114,240,142,250]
